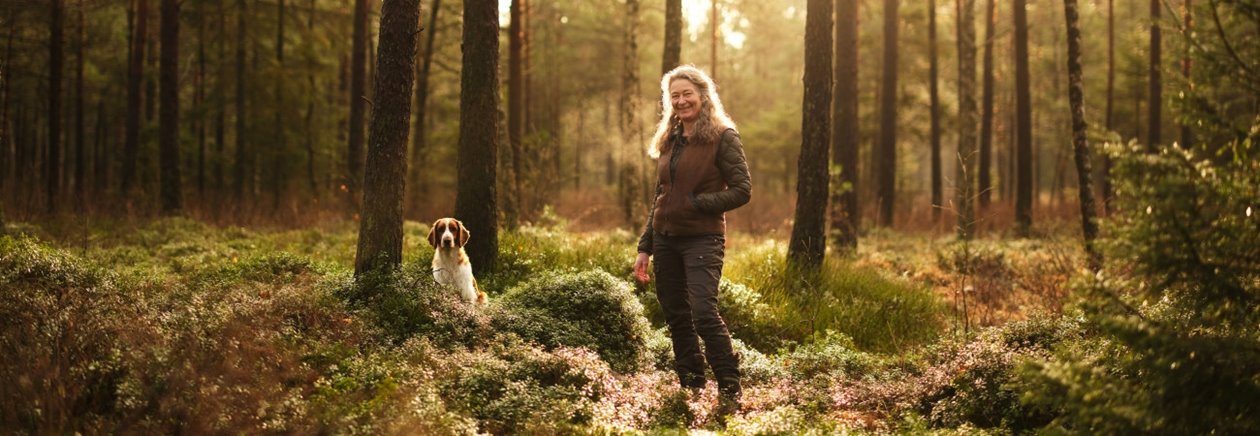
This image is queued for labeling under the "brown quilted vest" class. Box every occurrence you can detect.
[651,130,729,236]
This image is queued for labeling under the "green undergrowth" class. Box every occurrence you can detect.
[0,216,1087,434]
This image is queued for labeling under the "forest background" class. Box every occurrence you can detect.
[1,0,1258,434]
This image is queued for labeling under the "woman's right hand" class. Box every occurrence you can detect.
[633,252,651,284]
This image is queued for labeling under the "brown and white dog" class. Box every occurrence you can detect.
[427,218,486,305]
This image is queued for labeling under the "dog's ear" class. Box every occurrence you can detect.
[427,220,439,247]
[457,220,471,247]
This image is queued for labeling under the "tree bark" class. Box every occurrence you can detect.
[1014,0,1033,236]
[710,0,718,80]
[74,0,85,202]
[408,0,441,215]
[876,0,898,227]
[1103,0,1114,214]
[454,0,500,276]
[1148,0,1161,152]
[929,0,942,223]
[195,1,205,199]
[507,0,525,227]
[347,0,370,212]
[788,0,833,268]
[0,16,13,191]
[830,0,859,252]
[355,0,420,276]
[270,0,286,210]
[1180,0,1192,149]
[304,0,317,196]
[159,0,181,213]
[620,0,641,228]
[214,0,226,202]
[978,0,996,211]
[234,0,247,202]
[123,0,146,195]
[1064,0,1101,269]
[957,0,977,240]
[663,0,682,75]
[48,0,65,213]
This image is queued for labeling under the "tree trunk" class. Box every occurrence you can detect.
[1103,0,1114,214]
[354,0,420,276]
[710,0,718,80]
[957,0,977,240]
[123,0,146,194]
[159,0,181,214]
[1148,0,1161,152]
[214,0,226,202]
[48,0,65,213]
[304,0,317,196]
[978,0,996,211]
[788,0,833,268]
[663,0,682,75]
[271,0,286,211]
[347,0,370,212]
[1014,0,1033,236]
[1064,0,1101,269]
[454,0,500,276]
[830,0,859,253]
[506,0,525,227]
[196,1,205,198]
[620,0,641,228]
[929,0,942,223]
[877,0,898,227]
[74,0,85,203]
[408,0,441,215]
[0,18,12,191]
[234,0,247,202]
[1180,0,1192,149]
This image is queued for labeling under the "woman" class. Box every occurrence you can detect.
[633,65,751,413]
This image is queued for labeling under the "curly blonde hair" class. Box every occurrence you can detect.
[647,65,736,158]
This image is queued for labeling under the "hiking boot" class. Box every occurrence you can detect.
[715,387,742,421]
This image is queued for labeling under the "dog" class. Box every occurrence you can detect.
[427,218,486,305]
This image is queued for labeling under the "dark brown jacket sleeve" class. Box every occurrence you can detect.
[692,130,752,214]
[637,181,663,254]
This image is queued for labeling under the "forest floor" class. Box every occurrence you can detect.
[1,215,1090,433]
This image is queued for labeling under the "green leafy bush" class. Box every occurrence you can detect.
[434,338,615,434]
[1023,145,1260,434]
[333,262,491,348]
[491,269,652,372]
[0,236,135,433]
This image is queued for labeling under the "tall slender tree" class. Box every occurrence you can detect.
[957,0,977,239]
[454,0,500,275]
[979,0,996,211]
[1014,0,1033,236]
[507,0,526,227]
[620,0,642,227]
[234,0,247,201]
[159,0,181,213]
[355,0,420,276]
[1180,0,1192,149]
[1148,0,1161,151]
[1103,0,1114,213]
[1064,0,1101,269]
[1,17,15,190]
[922,0,942,223]
[929,0,942,223]
[877,0,898,227]
[74,0,86,202]
[830,0,859,252]
[663,0,682,75]
[788,0,833,268]
[271,0,286,210]
[347,0,370,211]
[710,0,718,80]
[123,0,147,195]
[195,1,206,197]
[48,0,65,213]
[408,0,441,214]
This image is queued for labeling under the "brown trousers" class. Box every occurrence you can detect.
[652,232,741,394]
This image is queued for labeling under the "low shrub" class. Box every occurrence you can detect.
[434,339,615,434]
[333,262,490,348]
[492,269,652,372]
